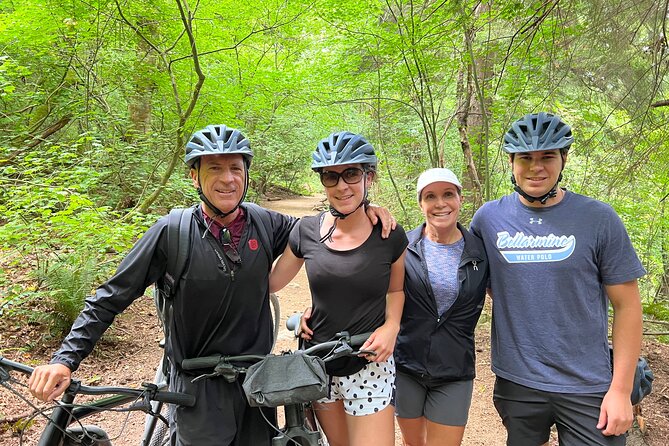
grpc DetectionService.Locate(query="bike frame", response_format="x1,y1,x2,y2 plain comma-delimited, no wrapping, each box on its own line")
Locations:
0,356,194,446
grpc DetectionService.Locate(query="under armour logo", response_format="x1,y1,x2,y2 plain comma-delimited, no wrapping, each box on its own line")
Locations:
529,218,543,224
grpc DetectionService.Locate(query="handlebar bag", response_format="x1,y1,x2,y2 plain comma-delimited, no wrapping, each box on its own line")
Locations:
242,353,328,407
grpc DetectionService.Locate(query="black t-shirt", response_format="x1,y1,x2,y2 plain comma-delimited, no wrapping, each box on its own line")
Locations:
289,213,407,375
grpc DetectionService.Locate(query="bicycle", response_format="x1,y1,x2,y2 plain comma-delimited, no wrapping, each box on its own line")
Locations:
180,313,373,446
0,356,195,446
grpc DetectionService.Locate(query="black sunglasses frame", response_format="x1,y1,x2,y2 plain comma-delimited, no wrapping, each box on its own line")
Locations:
319,167,366,188
219,228,242,265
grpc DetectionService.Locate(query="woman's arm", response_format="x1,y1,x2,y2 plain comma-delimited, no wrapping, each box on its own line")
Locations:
361,249,406,362
269,244,305,293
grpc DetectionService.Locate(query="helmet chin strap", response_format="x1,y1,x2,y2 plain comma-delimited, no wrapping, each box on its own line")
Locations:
319,173,370,243
511,172,562,205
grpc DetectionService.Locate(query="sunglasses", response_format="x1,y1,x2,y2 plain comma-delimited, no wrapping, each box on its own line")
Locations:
319,167,365,188
219,228,242,265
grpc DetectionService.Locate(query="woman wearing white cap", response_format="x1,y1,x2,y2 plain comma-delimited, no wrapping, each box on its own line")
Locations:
394,168,489,446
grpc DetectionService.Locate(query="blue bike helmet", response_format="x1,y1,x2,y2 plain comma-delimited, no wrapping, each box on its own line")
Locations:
504,112,572,205
185,124,252,219
312,132,377,239
185,124,253,168
312,131,377,172
503,112,573,153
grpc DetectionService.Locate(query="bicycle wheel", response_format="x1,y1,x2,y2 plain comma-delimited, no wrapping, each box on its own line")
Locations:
141,357,171,446
64,425,112,446
148,405,172,446
270,292,280,350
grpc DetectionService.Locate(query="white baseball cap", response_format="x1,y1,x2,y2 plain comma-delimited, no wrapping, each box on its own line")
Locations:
416,168,462,201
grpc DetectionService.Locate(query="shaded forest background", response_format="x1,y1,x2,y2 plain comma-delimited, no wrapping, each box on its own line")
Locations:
1,0,668,336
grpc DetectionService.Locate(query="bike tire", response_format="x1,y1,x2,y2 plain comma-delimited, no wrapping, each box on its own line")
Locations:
270,292,280,350
148,404,172,446
142,357,172,446
63,425,112,446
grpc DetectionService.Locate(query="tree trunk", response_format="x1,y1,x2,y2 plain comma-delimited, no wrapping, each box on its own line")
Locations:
114,0,206,214
127,20,157,140
456,23,485,215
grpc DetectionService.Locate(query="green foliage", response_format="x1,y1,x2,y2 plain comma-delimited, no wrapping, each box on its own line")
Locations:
644,300,669,322
34,252,99,337
0,0,668,331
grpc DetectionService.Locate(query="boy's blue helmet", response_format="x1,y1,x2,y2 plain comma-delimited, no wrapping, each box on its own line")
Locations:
185,125,253,167
503,112,573,153
312,131,377,172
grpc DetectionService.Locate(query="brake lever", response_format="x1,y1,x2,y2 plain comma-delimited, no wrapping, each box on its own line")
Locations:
191,362,241,384
191,371,219,383
354,349,377,357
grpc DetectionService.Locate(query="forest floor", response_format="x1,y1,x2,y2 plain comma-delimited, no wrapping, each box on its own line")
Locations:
0,192,668,445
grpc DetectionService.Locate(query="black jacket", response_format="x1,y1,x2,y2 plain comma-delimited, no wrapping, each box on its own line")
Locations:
394,222,488,382
52,203,296,371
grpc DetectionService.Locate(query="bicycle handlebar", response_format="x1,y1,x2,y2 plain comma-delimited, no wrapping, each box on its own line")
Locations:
181,332,373,371
0,356,195,407
181,354,265,370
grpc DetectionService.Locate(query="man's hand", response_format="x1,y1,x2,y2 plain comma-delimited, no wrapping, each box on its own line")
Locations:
597,388,634,436
365,205,397,239
28,363,72,402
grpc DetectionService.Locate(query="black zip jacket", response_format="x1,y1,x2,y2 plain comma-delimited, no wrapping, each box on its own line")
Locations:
394,222,488,382
52,204,296,371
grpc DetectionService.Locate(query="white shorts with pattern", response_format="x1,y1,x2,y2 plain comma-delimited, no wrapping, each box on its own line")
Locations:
317,357,395,416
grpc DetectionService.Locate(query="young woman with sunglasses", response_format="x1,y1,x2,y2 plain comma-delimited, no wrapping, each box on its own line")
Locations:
269,131,408,446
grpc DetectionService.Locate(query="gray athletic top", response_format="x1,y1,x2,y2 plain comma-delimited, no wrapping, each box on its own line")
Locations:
422,236,465,316
470,190,645,393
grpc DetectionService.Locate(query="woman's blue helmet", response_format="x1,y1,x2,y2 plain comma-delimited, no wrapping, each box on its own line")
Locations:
312,131,377,172
503,112,573,153
185,125,253,168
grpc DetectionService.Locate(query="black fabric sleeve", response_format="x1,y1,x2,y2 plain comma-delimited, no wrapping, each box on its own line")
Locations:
287,218,305,258
50,218,170,371
390,223,409,262
266,209,298,259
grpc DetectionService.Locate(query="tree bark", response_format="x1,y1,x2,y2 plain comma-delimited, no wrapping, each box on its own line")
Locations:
456,20,485,215
25,114,72,149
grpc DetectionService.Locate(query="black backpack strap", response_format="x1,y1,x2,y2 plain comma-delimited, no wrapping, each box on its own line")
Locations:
163,207,194,298
156,207,194,376
245,202,275,269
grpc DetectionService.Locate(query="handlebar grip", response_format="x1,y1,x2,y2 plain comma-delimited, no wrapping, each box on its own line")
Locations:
181,356,221,370
286,313,302,332
350,333,372,347
152,391,196,407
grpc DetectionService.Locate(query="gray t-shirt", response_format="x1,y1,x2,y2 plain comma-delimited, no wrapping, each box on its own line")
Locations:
422,236,465,316
470,190,645,393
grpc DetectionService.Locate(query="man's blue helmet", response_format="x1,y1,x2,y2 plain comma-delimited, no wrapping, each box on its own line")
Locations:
311,131,377,172
185,125,253,167
503,112,573,153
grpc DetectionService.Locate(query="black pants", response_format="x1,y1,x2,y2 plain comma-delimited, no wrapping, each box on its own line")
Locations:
169,369,276,446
